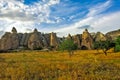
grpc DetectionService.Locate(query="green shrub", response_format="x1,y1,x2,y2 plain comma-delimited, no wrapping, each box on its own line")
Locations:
58,39,77,57
115,36,120,52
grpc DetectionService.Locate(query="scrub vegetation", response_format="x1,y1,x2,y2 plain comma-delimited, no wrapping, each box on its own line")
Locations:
0,50,120,80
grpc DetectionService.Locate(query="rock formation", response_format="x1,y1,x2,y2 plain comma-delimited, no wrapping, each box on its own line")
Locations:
20,33,30,47
67,34,72,40
81,29,93,49
94,32,106,41
41,34,49,48
0,27,120,51
106,29,120,40
50,32,59,48
28,29,43,50
73,34,81,49
0,27,19,51
12,27,17,33
0,32,12,51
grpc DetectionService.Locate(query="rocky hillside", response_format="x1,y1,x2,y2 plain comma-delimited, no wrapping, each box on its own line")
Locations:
106,29,120,40
0,27,120,51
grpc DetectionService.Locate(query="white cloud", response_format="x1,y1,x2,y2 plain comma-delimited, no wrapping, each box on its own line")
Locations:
55,11,120,37
87,0,112,17
0,0,60,32
0,0,119,38
91,11,120,33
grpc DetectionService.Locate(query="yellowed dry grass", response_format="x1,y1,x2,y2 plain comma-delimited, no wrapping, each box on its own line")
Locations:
0,50,120,80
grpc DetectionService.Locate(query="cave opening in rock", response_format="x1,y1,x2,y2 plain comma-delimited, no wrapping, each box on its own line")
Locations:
81,46,88,50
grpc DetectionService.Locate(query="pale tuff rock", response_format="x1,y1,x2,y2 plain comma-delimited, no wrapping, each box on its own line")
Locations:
81,29,93,49
20,33,30,47
0,27,119,51
41,34,49,48
28,29,43,50
67,34,72,40
106,29,120,40
95,32,106,41
50,32,59,48
0,27,19,51
73,34,81,49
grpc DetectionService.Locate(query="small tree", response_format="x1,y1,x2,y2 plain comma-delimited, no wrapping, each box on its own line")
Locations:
59,39,77,57
94,40,115,55
115,36,120,52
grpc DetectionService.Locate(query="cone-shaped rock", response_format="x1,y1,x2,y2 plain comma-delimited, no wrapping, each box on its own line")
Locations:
81,29,93,50
12,27,17,33
34,28,38,33
73,34,81,49
0,29,19,51
28,29,43,50
95,32,106,41
67,34,72,40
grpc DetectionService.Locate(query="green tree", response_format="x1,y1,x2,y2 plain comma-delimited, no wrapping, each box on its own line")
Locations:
94,40,115,55
115,36,120,52
59,39,77,57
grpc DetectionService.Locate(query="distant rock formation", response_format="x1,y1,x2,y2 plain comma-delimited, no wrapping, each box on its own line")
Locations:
106,29,120,40
81,29,93,49
94,32,106,41
67,34,72,40
28,29,43,50
0,27,19,51
50,32,59,48
0,27,120,51
73,34,81,49
12,27,17,33
20,33,30,47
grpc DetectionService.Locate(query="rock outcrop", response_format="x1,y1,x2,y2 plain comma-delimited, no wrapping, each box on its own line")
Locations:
0,27,19,51
81,29,93,49
0,27,120,51
0,32,12,51
73,34,81,49
106,29,120,40
12,27,17,33
94,32,106,41
67,34,72,40
50,32,59,48
28,29,43,50
20,33,30,47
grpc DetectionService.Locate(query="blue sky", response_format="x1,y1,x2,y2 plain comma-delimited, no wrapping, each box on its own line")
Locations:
0,0,120,37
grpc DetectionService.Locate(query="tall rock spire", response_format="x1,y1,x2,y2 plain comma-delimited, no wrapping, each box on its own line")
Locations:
12,27,17,33
33,28,38,33
81,29,93,49
50,32,58,48
28,28,43,50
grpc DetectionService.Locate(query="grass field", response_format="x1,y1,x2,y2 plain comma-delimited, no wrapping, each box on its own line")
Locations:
0,50,120,80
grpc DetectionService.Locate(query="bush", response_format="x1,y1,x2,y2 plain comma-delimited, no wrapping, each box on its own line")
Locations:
115,36,120,52
58,39,77,57
94,40,115,55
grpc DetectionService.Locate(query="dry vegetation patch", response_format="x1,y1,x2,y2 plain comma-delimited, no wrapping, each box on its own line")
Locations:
0,50,120,80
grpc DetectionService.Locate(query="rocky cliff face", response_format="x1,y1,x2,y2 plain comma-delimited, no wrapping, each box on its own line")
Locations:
50,32,59,48
67,34,72,40
106,29,120,40
94,32,106,41
73,34,81,49
81,29,93,49
0,27,120,51
0,27,19,51
28,29,43,50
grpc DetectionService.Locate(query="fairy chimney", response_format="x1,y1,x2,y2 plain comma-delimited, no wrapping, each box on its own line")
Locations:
81,29,93,49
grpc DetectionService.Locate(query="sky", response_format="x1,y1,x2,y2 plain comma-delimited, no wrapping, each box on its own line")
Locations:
0,0,120,37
